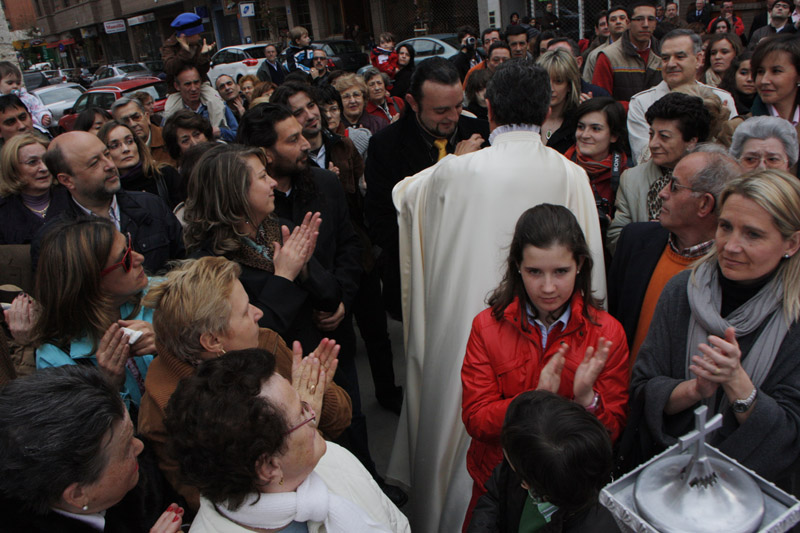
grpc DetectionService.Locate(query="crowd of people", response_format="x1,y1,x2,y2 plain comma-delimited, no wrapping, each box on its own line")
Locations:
2,2,800,532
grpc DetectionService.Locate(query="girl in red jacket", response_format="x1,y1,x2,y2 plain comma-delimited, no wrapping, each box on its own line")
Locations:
461,204,629,526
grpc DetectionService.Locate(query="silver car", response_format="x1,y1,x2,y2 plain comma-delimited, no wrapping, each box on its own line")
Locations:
397,34,460,65
90,63,153,87
30,83,86,122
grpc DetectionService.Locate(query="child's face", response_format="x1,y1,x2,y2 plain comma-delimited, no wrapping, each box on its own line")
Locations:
298,32,311,46
380,40,395,51
0,75,21,95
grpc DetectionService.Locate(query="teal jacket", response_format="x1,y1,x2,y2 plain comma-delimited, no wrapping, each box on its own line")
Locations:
36,299,155,408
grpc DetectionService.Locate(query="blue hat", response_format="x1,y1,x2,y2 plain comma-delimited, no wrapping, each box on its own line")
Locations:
171,13,203,37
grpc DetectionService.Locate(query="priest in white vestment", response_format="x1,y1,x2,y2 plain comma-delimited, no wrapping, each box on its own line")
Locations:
388,60,608,532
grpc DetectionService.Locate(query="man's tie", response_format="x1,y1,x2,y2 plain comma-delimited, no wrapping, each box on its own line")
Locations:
434,138,448,161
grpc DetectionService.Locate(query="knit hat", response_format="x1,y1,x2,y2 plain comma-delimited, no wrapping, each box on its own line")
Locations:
171,13,204,37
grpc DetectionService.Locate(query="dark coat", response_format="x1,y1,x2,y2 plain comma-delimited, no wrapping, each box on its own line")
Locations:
31,187,185,275
191,217,340,352
256,59,288,85
364,109,490,315
119,164,183,210
272,167,362,353
607,222,669,349
0,186,72,245
686,5,712,25
391,65,414,98
546,110,577,155
467,459,621,533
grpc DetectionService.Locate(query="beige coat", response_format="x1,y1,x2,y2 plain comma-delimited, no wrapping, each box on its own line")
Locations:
607,159,664,254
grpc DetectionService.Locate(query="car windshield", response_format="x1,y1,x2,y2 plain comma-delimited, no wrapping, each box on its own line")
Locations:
124,82,167,101
325,41,361,54
119,64,148,73
38,87,84,105
245,46,267,58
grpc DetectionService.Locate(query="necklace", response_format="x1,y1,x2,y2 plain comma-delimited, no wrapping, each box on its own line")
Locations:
25,201,49,217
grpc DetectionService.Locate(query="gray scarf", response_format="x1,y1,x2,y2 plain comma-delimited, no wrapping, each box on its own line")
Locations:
686,260,788,408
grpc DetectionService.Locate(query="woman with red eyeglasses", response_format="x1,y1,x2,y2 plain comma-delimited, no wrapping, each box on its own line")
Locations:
32,216,155,412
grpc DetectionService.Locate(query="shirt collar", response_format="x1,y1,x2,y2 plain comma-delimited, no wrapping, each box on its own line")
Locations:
72,194,121,231
488,124,541,145
526,302,571,331
51,508,105,531
668,233,715,258
767,103,800,126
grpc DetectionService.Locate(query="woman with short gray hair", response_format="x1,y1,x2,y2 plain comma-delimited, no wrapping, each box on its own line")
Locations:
729,115,798,172
0,365,183,531
362,67,405,125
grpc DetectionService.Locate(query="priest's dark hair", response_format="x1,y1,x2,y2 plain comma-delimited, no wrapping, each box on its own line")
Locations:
501,390,613,512
488,204,601,329
486,60,551,128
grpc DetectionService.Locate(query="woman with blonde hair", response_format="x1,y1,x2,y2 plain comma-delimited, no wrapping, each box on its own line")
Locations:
98,121,183,209
34,217,157,410
0,133,68,244
630,169,800,489
537,48,582,154
138,256,351,510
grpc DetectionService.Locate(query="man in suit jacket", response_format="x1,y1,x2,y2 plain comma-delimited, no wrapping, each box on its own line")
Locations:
686,0,712,25
364,57,489,319
608,148,739,365
256,43,287,85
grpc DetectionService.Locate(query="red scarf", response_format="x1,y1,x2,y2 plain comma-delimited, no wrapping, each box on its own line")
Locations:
565,145,627,203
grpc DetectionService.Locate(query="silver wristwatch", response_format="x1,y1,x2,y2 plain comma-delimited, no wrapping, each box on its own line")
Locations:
732,387,757,413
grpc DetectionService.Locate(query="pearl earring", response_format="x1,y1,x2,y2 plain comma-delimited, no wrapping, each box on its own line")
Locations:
785,254,791,259
82,504,89,511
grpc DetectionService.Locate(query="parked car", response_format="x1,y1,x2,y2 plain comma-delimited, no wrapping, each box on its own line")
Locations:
59,77,167,131
90,63,154,87
208,43,268,84
30,83,86,122
311,40,369,72
23,70,52,90
397,34,460,65
42,69,75,85
141,60,166,81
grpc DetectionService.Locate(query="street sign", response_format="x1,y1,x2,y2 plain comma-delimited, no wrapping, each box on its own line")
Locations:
240,2,255,17
104,20,126,34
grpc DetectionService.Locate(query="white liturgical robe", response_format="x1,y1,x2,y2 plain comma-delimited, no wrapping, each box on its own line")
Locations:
388,129,607,532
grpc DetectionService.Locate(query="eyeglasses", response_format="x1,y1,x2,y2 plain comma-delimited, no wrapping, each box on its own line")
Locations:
285,401,316,435
668,176,699,193
121,112,143,123
107,136,136,151
100,232,133,277
741,153,787,168
631,16,658,22
340,92,362,101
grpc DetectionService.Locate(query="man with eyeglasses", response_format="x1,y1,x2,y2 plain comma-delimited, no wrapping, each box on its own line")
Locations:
592,0,663,107
609,147,741,362
311,48,331,85
33,131,184,274
111,97,174,166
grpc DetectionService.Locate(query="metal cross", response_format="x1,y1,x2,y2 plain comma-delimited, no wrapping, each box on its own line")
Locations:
679,405,723,461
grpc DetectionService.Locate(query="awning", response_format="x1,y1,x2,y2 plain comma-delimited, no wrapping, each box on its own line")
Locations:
46,38,76,49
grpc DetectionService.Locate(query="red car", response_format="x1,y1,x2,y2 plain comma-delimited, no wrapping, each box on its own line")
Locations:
58,77,168,132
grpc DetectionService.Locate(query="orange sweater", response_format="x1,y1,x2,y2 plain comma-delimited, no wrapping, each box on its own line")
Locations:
630,244,695,366
138,328,352,510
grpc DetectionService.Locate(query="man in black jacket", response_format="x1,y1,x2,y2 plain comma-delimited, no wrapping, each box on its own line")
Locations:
36,131,184,274
364,57,489,318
